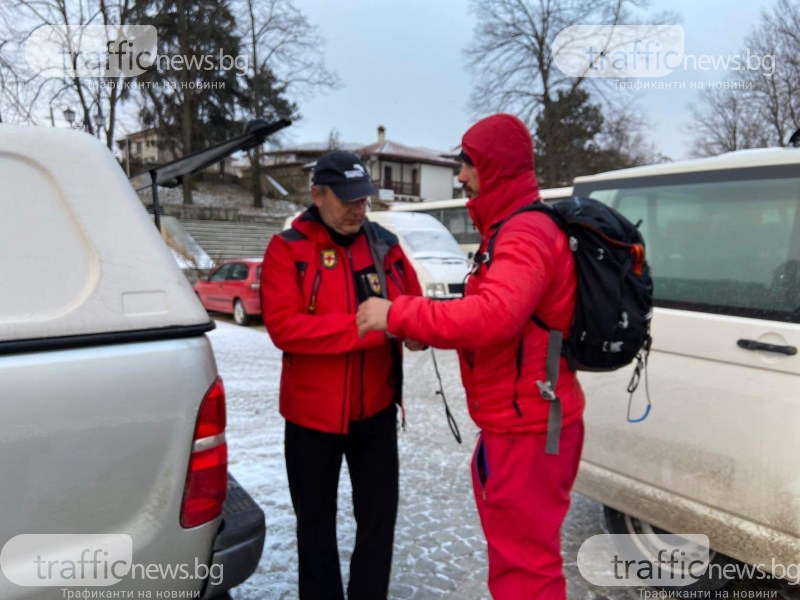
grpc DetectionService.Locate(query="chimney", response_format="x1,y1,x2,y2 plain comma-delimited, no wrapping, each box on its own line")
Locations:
378,125,386,145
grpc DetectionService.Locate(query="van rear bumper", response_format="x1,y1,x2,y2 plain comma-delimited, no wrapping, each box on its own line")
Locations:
200,474,265,598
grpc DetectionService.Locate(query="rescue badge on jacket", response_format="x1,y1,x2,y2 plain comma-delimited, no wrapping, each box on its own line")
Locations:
321,249,337,269
367,273,382,295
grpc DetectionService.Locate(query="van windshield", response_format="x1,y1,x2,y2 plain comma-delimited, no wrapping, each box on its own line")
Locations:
396,229,465,259
576,172,800,321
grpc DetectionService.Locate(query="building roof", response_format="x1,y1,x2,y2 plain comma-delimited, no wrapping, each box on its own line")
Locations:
358,140,459,167
269,142,364,154
267,128,459,168
117,127,160,143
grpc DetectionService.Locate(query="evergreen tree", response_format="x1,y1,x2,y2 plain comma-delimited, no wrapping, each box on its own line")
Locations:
535,89,604,187
134,0,246,203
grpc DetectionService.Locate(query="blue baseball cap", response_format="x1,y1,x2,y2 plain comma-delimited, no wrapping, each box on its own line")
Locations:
312,151,377,202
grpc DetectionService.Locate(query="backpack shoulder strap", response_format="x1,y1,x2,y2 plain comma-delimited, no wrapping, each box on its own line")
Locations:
363,219,390,300
478,201,555,268
279,227,308,242
473,201,566,455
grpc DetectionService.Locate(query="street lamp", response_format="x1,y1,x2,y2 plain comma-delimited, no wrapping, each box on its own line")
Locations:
63,106,76,126
93,112,104,139
63,106,91,132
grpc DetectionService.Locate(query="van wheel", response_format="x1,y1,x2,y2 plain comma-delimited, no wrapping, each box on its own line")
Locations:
603,506,740,592
233,299,250,326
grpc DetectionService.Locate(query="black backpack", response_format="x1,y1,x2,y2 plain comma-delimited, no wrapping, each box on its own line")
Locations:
478,196,654,454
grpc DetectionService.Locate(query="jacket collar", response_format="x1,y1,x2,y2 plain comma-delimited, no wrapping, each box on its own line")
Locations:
292,207,362,246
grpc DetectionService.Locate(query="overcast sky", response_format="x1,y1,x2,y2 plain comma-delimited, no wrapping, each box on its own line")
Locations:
287,0,775,162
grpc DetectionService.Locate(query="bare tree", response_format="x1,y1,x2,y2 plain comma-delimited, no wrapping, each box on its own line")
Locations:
689,86,770,157
689,0,800,155
600,101,666,166
326,128,342,151
0,10,59,125
746,0,800,145
235,0,338,207
465,0,669,183
467,0,628,121
0,0,136,149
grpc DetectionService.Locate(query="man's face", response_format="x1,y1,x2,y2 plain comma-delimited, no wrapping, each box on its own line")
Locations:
458,163,479,199
311,186,367,235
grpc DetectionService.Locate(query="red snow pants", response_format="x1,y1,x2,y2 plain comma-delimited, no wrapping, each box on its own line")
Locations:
471,420,584,599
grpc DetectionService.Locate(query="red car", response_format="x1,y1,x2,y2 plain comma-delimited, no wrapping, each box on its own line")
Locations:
194,259,262,325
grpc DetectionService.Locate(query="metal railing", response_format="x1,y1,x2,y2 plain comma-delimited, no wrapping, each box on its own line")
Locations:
374,180,420,196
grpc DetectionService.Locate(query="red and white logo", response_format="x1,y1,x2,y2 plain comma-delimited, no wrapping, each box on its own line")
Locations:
367,273,382,295
321,249,337,269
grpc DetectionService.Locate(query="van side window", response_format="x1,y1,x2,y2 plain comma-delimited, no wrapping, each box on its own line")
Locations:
444,207,481,246
586,175,800,320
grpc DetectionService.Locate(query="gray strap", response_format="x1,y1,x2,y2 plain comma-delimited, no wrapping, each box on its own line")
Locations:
536,329,563,455
363,219,389,299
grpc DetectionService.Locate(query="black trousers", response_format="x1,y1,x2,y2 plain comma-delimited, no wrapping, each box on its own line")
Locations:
284,405,399,600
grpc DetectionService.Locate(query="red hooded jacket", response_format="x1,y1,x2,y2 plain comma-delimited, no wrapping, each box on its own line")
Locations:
387,114,585,433
261,209,422,434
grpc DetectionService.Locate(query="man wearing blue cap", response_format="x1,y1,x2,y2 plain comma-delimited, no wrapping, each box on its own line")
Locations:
261,151,422,599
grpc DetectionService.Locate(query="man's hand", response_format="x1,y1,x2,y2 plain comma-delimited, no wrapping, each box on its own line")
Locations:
357,297,392,337
404,339,428,351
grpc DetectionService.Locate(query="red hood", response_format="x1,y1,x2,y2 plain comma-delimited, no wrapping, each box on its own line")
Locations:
462,114,540,235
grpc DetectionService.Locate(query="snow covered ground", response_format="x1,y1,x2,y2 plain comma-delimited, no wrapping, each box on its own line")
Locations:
208,320,796,600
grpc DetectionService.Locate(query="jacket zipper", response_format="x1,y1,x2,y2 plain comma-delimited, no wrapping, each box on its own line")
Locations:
475,437,489,500
308,269,322,314
339,248,355,433
512,334,524,417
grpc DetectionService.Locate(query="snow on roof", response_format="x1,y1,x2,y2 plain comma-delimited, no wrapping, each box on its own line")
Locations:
269,142,364,154
268,140,459,167
358,140,458,166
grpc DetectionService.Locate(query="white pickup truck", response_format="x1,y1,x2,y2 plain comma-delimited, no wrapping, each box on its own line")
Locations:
0,126,264,599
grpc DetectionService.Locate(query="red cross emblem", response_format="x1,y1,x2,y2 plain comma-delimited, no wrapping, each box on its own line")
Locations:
367,273,382,295
321,249,337,269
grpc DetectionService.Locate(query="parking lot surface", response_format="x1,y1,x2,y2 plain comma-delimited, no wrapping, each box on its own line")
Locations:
211,320,797,599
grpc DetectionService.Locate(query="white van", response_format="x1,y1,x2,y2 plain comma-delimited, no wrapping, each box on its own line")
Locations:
366,211,470,299
571,148,800,587
391,186,573,256
281,210,470,299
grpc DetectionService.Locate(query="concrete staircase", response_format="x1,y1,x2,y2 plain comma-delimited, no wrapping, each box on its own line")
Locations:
180,219,285,261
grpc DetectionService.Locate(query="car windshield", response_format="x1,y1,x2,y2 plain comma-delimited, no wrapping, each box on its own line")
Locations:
397,229,465,258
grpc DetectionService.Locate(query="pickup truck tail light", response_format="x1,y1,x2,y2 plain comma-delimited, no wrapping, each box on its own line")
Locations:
181,376,228,528
249,282,260,291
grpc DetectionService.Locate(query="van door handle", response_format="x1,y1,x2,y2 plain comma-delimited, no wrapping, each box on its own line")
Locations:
737,339,798,356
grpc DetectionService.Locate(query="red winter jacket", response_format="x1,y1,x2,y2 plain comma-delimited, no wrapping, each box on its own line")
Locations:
387,114,585,434
261,209,422,434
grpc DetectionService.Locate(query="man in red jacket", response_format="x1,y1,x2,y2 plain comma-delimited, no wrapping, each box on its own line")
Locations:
261,151,422,600
356,114,585,599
